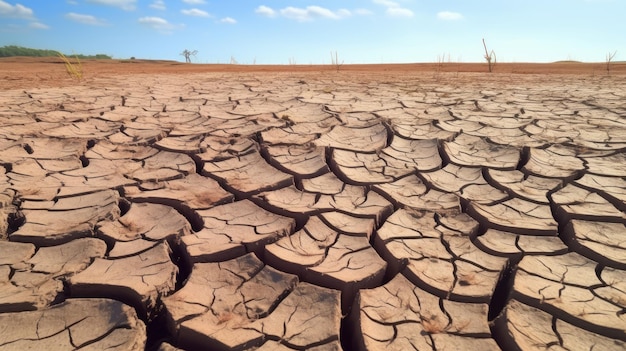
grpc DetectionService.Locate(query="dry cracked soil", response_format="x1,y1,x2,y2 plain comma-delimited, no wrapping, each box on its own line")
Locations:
0,60,625,351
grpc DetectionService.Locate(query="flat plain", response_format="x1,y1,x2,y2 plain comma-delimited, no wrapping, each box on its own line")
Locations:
0,58,625,350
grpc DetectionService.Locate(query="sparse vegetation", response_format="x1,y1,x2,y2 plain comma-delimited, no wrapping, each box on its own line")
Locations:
606,50,617,75
435,53,449,80
57,52,83,81
482,39,496,73
180,49,198,63
280,114,292,123
330,51,343,72
0,45,110,59
421,314,446,334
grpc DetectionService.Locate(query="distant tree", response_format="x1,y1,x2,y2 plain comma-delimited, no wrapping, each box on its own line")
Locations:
180,49,198,63
482,39,496,73
0,45,110,59
0,45,55,57
606,50,617,75
330,51,343,72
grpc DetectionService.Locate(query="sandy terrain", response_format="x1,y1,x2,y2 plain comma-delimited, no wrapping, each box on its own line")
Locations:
1,56,625,89
0,58,625,350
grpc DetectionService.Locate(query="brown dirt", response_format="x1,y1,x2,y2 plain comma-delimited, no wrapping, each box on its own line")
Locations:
1,55,625,351
1,56,625,90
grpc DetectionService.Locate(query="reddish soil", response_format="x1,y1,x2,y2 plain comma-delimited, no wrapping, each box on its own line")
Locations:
1,55,625,351
1,56,624,90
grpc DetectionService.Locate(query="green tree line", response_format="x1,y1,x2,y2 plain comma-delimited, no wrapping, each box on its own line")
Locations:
0,45,111,59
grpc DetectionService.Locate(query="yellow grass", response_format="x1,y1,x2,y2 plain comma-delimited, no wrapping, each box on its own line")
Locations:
57,52,83,81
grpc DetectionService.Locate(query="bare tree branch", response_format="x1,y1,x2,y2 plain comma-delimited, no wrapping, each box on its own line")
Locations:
482,39,496,73
180,49,198,63
606,50,617,75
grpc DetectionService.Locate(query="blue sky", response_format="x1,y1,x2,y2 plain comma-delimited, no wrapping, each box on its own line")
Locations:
0,0,624,64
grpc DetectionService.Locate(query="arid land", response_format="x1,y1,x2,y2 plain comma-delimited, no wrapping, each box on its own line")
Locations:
0,58,625,350
1,57,626,89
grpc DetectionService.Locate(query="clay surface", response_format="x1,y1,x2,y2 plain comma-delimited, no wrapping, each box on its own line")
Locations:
0,60,625,350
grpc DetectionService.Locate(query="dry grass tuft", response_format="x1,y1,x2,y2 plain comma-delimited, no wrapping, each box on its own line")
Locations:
421,314,447,334
330,51,344,72
57,52,83,81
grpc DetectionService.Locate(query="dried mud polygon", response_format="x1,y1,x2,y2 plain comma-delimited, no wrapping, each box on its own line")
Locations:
0,71,625,350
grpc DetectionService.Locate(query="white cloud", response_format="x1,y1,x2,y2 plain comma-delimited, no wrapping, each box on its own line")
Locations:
0,0,34,19
138,16,174,31
257,5,350,22
372,0,413,18
284,6,343,21
86,0,136,11
220,17,236,24
182,0,205,4
337,9,352,17
29,21,49,29
0,0,52,29
149,0,165,10
437,11,463,20
65,12,107,25
280,7,310,21
181,8,209,17
256,5,277,17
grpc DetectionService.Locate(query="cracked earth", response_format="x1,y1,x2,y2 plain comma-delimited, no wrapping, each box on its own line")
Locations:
0,68,625,351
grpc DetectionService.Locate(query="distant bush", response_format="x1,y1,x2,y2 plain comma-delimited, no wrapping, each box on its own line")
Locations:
0,45,111,59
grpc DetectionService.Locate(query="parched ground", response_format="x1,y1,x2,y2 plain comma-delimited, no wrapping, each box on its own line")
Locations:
0,59,625,351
